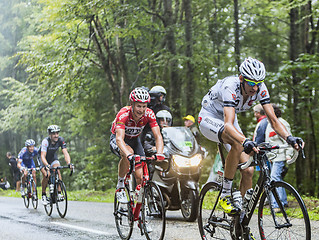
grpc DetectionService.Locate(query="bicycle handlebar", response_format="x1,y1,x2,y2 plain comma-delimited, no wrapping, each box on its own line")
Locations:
128,156,164,175
240,143,304,170
47,165,74,177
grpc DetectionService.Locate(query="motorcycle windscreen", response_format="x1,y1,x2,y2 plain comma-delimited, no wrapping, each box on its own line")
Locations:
162,127,196,154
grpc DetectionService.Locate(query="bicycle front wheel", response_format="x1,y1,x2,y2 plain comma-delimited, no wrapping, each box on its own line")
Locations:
31,180,38,209
23,183,30,208
198,182,232,240
114,186,133,240
258,181,311,240
56,180,68,218
142,181,166,240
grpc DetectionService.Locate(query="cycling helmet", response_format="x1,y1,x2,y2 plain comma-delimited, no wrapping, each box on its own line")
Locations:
47,125,61,134
149,85,166,103
156,110,172,127
129,88,150,103
25,139,35,147
239,57,266,81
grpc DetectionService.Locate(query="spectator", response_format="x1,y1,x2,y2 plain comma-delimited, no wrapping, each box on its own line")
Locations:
183,115,200,139
7,152,21,191
252,104,268,144
265,104,293,212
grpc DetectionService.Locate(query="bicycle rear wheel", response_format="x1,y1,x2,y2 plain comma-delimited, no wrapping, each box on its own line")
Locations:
114,186,133,240
198,182,232,240
142,181,166,240
56,180,68,218
31,180,38,209
23,182,30,208
258,181,311,240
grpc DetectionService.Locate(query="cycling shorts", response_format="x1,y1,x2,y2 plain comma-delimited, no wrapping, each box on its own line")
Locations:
110,134,146,158
38,157,60,170
198,108,242,152
21,160,36,169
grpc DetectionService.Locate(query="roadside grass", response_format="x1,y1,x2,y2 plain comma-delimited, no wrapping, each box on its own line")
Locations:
1,188,318,221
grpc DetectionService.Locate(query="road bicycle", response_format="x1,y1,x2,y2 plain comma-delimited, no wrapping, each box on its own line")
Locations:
22,167,40,209
44,165,73,218
198,143,311,240
113,155,166,240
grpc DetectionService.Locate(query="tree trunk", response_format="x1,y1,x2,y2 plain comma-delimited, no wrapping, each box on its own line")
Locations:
233,0,240,69
183,0,195,115
163,0,181,123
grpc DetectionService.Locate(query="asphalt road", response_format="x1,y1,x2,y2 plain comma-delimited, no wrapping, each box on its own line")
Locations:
0,196,318,240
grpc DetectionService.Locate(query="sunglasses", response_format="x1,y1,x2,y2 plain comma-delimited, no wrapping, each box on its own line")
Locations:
244,78,263,87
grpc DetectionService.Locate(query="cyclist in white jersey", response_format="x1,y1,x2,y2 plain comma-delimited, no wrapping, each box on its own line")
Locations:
198,57,304,217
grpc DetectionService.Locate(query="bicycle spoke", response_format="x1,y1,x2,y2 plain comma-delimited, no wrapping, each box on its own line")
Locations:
56,181,68,218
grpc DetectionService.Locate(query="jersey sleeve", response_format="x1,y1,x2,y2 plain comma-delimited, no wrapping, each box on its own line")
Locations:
147,109,159,128
114,108,130,131
41,138,49,152
59,137,67,149
222,82,238,108
258,83,271,105
18,148,26,162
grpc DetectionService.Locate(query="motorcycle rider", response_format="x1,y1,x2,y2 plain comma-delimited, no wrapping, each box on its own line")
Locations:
143,110,173,155
148,85,171,115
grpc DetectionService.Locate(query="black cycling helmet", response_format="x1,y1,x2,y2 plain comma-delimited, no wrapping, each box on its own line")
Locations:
47,125,60,134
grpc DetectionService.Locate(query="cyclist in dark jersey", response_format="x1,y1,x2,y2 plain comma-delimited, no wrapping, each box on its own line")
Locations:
38,125,73,205
110,87,164,203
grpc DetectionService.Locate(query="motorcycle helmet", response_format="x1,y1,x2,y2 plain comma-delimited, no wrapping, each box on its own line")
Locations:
149,85,167,105
156,110,172,127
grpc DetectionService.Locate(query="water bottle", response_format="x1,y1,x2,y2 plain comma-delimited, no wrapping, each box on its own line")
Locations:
242,188,253,211
49,183,54,193
232,190,242,211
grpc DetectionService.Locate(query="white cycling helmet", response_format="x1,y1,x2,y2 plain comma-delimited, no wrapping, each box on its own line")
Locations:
156,110,172,126
25,139,35,147
47,125,61,134
149,85,167,95
239,57,266,82
129,87,150,103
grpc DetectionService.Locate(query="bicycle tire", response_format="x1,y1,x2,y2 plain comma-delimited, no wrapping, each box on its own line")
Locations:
23,182,30,208
44,186,53,216
258,181,311,240
181,189,199,222
198,182,232,240
114,185,133,240
56,180,68,218
142,181,166,240
31,179,38,209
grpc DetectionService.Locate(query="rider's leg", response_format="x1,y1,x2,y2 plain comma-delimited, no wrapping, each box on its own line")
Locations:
41,168,49,195
239,152,254,196
32,169,37,190
118,146,133,188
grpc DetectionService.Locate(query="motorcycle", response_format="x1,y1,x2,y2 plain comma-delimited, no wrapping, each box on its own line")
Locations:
148,126,204,222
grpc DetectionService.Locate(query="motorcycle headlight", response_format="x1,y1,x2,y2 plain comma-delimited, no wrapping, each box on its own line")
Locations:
172,154,202,167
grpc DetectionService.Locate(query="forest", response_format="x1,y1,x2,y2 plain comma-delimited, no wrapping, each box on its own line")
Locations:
0,0,318,197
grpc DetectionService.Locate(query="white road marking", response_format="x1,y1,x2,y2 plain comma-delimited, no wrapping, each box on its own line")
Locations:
52,222,112,235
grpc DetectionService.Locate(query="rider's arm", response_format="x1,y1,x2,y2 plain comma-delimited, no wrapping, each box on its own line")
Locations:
115,128,132,157
17,160,22,169
223,106,246,144
41,150,49,166
62,148,71,165
151,125,164,154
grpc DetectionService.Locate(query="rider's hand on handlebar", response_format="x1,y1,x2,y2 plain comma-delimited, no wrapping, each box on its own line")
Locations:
68,163,74,169
127,154,141,163
154,153,165,161
286,135,304,150
242,139,258,154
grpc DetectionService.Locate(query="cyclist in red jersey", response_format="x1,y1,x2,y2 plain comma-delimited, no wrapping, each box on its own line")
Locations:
110,87,164,203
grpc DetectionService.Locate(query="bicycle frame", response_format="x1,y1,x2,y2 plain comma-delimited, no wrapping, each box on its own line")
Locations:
125,158,151,222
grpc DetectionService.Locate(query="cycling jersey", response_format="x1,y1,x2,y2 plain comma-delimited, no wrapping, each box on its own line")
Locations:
201,76,270,119
18,147,39,168
199,76,271,149
111,106,158,139
39,136,67,164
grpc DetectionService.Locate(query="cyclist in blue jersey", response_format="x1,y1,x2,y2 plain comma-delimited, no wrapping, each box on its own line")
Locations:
17,139,39,197
38,125,73,205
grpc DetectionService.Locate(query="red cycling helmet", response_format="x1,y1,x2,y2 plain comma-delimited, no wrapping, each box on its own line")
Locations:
129,88,150,103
